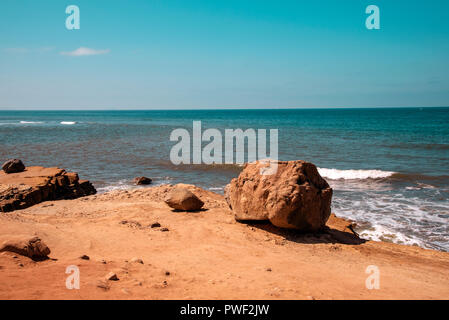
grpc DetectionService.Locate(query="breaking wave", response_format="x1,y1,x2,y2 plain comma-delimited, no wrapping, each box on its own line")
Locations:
318,168,395,180
20,121,44,124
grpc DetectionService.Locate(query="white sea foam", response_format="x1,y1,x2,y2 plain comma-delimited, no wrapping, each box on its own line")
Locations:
333,191,449,251
97,177,174,194
318,168,395,180
357,224,425,248
209,187,224,191
96,180,131,193
60,121,76,125
20,121,44,124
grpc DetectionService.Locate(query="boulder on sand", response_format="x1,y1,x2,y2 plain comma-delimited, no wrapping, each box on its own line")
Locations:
225,160,333,232
164,186,204,211
0,236,51,259
2,159,25,174
134,176,152,185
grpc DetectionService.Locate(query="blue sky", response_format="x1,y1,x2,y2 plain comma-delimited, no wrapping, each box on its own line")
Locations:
0,0,448,109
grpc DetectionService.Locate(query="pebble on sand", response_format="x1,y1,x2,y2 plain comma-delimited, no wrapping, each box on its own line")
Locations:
150,222,161,228
105,272,119,281
130,257,144,264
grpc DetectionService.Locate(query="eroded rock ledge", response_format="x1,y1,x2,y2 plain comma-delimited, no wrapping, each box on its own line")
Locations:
0,166,96,212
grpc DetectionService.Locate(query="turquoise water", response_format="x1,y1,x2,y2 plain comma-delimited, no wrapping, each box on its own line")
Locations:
1,108,448,250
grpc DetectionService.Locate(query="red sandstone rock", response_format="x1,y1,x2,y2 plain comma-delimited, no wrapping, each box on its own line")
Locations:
225,160,333,231
0,236,50,259
0,166,96,213
164,185,204,211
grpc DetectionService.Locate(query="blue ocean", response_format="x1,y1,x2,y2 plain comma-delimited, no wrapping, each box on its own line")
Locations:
1,108,448,251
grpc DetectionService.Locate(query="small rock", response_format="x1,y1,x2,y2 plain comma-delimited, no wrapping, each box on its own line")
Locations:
164,186,204,211
150,222,161,228
80,255,90,260
165,271,170,276
18,263,24,267
134,176,152,185
266,268,272,272
2,159,25,174
130,257,144,264
160,228,169,232
105,272,119,281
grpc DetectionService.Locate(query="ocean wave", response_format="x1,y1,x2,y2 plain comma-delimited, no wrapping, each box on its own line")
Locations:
60,121,77,125
20,121,44,124
356,223,425,248
96,177,174,194
333,190,449,251
318,168,395,180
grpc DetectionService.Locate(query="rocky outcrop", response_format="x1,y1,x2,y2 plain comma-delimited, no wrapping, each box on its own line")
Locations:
0,236,50,259
165,185,204,211
134,176,152,185
0,166,96,213
2,159,25,174
225,160,333,232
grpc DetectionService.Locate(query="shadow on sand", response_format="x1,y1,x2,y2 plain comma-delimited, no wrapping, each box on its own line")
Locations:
241,220,365,245
170,208,210,213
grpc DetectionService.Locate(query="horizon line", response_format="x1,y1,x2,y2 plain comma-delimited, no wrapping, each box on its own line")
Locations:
0,105,448,111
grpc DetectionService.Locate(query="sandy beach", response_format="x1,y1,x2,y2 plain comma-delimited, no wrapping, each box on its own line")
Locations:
1,182,448,300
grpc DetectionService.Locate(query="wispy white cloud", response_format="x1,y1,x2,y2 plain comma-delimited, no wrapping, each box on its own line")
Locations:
60,47,110,57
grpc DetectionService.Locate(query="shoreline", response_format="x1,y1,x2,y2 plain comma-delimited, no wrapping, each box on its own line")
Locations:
94,178,447,253
1,164,446,252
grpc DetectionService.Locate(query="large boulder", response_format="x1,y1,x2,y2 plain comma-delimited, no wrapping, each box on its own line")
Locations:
225,160,333,232
0,236,51,259
165,186,204,211
134,176,152,185
2,159,25,174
